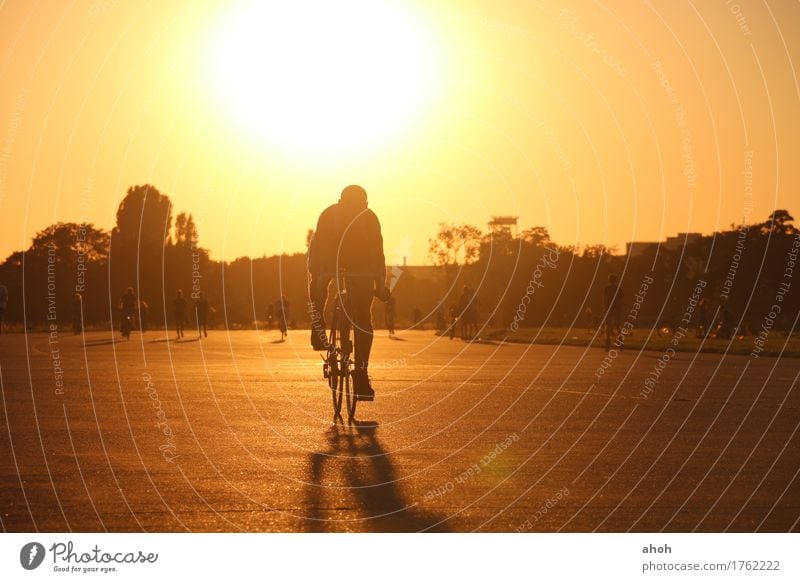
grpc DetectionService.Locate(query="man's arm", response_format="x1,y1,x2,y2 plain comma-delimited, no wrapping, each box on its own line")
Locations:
308,206,334,279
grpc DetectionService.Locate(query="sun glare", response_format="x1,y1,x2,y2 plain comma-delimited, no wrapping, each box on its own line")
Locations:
209,0,441,158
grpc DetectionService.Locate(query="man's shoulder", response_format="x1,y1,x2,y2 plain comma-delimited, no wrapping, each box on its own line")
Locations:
360,207,380,226
319,203,338,218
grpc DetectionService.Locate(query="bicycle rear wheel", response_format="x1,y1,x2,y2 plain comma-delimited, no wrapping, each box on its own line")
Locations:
328,316,343,418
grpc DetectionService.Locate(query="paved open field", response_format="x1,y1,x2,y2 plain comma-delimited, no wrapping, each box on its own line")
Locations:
0,329,798,532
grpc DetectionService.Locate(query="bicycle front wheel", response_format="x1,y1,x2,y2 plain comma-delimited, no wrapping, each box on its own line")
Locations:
328,319,343,419
329,353,343,418
344,359,356,422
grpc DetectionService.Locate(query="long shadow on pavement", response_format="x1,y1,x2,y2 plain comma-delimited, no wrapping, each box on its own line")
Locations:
304,421,448,532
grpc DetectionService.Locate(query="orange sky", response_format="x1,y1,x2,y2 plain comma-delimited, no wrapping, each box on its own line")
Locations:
0,0,798,264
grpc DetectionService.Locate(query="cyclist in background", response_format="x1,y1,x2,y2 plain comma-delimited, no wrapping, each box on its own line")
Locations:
307,185,390,401
119,287,138,337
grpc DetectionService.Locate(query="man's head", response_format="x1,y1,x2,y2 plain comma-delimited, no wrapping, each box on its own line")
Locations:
608,274,618,285
339,185,368,210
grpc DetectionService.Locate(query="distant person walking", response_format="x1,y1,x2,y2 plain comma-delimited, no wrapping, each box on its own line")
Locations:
716,305,734,339
465,296,479,339
456,286,474,340
275,295,290,340
385,295,396,336
0,283,7,335
603,274,624,351
173,289,187,339
195,292,209,338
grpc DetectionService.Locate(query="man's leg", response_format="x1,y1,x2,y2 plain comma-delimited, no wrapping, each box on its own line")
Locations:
350,279,374,371
349,279,375,399
309,276,331,350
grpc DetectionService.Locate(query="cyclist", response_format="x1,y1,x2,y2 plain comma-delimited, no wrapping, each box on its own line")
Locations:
456,285,474,340
119,287,137,337
308,185,389,401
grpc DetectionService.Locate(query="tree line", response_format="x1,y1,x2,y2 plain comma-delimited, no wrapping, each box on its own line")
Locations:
426,210,798,334
0,182,796,335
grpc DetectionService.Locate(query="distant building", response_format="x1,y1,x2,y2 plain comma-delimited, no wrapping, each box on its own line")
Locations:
625,241,660,257
664,232,703,250
626,232,704,257
488,216,519,235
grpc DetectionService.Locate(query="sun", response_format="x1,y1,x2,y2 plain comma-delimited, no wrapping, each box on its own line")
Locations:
208,0,441,158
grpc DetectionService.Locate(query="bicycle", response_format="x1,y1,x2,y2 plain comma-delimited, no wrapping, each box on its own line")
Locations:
322,271,357,423
120,311,134,340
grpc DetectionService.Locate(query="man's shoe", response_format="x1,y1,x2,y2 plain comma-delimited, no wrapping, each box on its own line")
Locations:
310,320,328,351
353,370,375,401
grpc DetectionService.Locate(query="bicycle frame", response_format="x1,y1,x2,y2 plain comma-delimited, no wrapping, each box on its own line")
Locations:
324,271,357,422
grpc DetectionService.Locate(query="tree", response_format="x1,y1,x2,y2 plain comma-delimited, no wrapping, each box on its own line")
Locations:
111,184,173,249
428,223,482,268
174,212,198,247
762,209,795,235
109,184,173,318
521,226,552,246
27,222,109,263
581,244,617,259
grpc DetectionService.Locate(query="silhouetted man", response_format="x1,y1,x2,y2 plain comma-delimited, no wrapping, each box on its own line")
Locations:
308,185,389,401
195,292,209,338
173,289,187,339
603,274,624,351
119,287,138,334
456,286,474,340
276,295,290,340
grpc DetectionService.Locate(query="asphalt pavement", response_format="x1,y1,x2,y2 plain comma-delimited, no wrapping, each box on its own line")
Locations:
0,329,797,532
